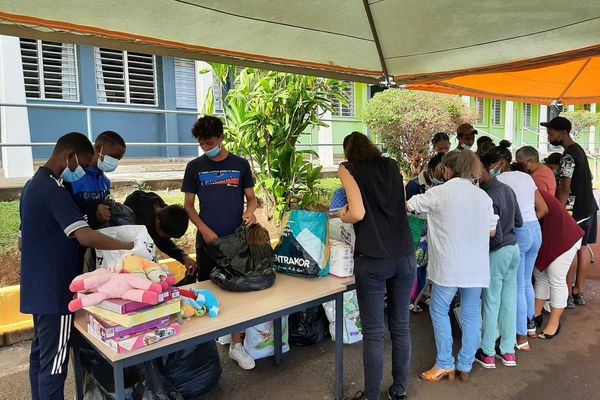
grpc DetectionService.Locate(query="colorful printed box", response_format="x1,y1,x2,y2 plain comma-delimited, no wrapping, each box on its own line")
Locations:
95,288,180,314
85,299,181,327
86,312,170,340
87,321,181,354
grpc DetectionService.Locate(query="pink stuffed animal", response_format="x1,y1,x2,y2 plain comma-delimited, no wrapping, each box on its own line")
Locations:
68,268,162,312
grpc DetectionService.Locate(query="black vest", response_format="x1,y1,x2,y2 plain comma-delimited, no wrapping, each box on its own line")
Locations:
344,157,414,258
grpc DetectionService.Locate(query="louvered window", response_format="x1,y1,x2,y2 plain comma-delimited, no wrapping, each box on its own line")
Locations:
19,38,79,101
474,98,485,124
523,103,533,127
95,48,157,106
491,99,503,125
174,58,197,109
213,81,224,114
333,82,356,117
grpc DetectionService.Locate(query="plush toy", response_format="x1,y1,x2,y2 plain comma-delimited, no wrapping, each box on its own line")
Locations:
178,288,220,318
115,254,176,290
68,268,162,312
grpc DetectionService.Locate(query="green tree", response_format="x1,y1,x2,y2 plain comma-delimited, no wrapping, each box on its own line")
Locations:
560,110,600,139
203,65,348,221
362,89,475,176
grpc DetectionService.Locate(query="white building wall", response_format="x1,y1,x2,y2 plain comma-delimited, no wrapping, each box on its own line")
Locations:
0,35,34,178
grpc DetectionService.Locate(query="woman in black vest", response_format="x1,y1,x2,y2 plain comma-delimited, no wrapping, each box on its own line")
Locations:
339,132,415,400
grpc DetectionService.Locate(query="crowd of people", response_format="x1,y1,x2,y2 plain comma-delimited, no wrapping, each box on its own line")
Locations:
18,112,597,400
340,116,597,400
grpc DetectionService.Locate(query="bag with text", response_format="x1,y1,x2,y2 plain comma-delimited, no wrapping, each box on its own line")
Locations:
328,218,355,277
274,210,330,277
243,316,290,360
323,289,363,344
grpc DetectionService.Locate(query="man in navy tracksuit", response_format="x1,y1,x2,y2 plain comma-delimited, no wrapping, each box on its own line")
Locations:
19,132,137,400
65,130,126,228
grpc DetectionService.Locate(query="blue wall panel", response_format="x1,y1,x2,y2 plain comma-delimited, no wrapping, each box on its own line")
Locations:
28,108,88,159
177,114,199,157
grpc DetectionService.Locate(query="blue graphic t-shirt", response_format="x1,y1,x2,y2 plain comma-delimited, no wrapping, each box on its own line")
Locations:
181,153,254,242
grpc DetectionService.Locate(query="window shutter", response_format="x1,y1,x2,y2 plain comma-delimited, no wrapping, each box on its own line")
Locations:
492,100,502,125
333,82,356,117
174,58,197,109
20,38,79,101
475,98,485,124
96,48,156,105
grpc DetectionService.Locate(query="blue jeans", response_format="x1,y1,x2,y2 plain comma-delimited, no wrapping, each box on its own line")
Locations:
482,245,519,355
354,254,416,400
430,284,482,372
515,221,542,336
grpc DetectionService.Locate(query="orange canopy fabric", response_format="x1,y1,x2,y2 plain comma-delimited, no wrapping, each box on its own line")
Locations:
407,55,600,105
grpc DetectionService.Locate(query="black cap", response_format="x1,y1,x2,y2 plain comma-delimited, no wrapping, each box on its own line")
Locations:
541,116,571,132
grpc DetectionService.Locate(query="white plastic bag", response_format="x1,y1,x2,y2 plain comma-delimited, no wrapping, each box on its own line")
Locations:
328,218,355,277
95,225,157,270
243,316,290,360
323,290,362,344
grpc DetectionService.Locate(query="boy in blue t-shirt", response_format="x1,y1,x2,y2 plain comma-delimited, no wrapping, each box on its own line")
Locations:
19,132,140,400
65,130,126,228
182,115,258,370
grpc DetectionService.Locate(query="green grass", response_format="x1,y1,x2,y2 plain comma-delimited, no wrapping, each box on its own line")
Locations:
314,178,342,206
0,201,20,258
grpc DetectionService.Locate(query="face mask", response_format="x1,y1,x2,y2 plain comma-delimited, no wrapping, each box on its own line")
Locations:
61,153,86,183
489,169,501,177
431,177,444,186
97,148,120,173
460,142,472,150
205,144,222,158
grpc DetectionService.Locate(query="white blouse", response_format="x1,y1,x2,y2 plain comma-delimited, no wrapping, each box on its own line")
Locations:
406,178,498,288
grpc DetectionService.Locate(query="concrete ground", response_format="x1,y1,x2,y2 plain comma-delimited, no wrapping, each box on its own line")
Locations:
1,280,600,400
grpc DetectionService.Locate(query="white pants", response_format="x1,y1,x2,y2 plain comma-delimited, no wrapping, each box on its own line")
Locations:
534,239,582,309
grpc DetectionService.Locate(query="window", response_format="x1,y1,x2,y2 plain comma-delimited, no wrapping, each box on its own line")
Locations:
584,103,592,112
523,103,533,127
474,98,485,124
95,48,157,105
333,82,356,117
491,99,503,125
213,81,224,114
174,58,197,109
19,38,79,101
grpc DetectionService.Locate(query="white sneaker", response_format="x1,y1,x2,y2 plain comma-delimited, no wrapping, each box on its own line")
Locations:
229,343,255,370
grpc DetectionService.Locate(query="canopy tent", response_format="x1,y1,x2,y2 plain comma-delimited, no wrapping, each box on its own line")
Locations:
407,55,600,105
0,1,599,88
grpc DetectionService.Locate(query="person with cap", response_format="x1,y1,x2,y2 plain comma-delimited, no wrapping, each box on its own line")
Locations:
456,123,478,151
544,116,599,308
431,132,451,155
515,146,557,195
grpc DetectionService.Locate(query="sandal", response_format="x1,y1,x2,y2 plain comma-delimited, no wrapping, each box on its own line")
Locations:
515,341,530,351
538,324,561,340
420,367,456,382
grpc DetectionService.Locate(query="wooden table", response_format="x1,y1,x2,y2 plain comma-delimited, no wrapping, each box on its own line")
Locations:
72,274,348,400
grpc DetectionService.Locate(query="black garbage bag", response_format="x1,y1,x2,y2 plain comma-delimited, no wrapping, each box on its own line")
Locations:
98,199,137,228
156,342,221,399
208,224,276,292
80,343,140,398
132,362,183,400
288,305,330,346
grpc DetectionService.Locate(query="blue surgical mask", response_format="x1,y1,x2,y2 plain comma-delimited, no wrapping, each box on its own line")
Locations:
97,151,120,173
61,153,86,183
489,169,501,177
205,144,222,158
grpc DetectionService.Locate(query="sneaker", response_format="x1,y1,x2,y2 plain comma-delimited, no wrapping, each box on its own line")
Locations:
348,391,367,400
474,349,496,369
566,295,576,309
229,343,255,370
573,293,586,305
496,353,517,367
527,318,537,334
388,386,407,400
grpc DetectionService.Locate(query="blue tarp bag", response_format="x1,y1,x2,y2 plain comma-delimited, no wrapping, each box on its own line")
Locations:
274,209,330,277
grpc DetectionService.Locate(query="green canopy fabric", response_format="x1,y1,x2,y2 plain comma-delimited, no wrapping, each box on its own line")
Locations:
0,1,599,84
